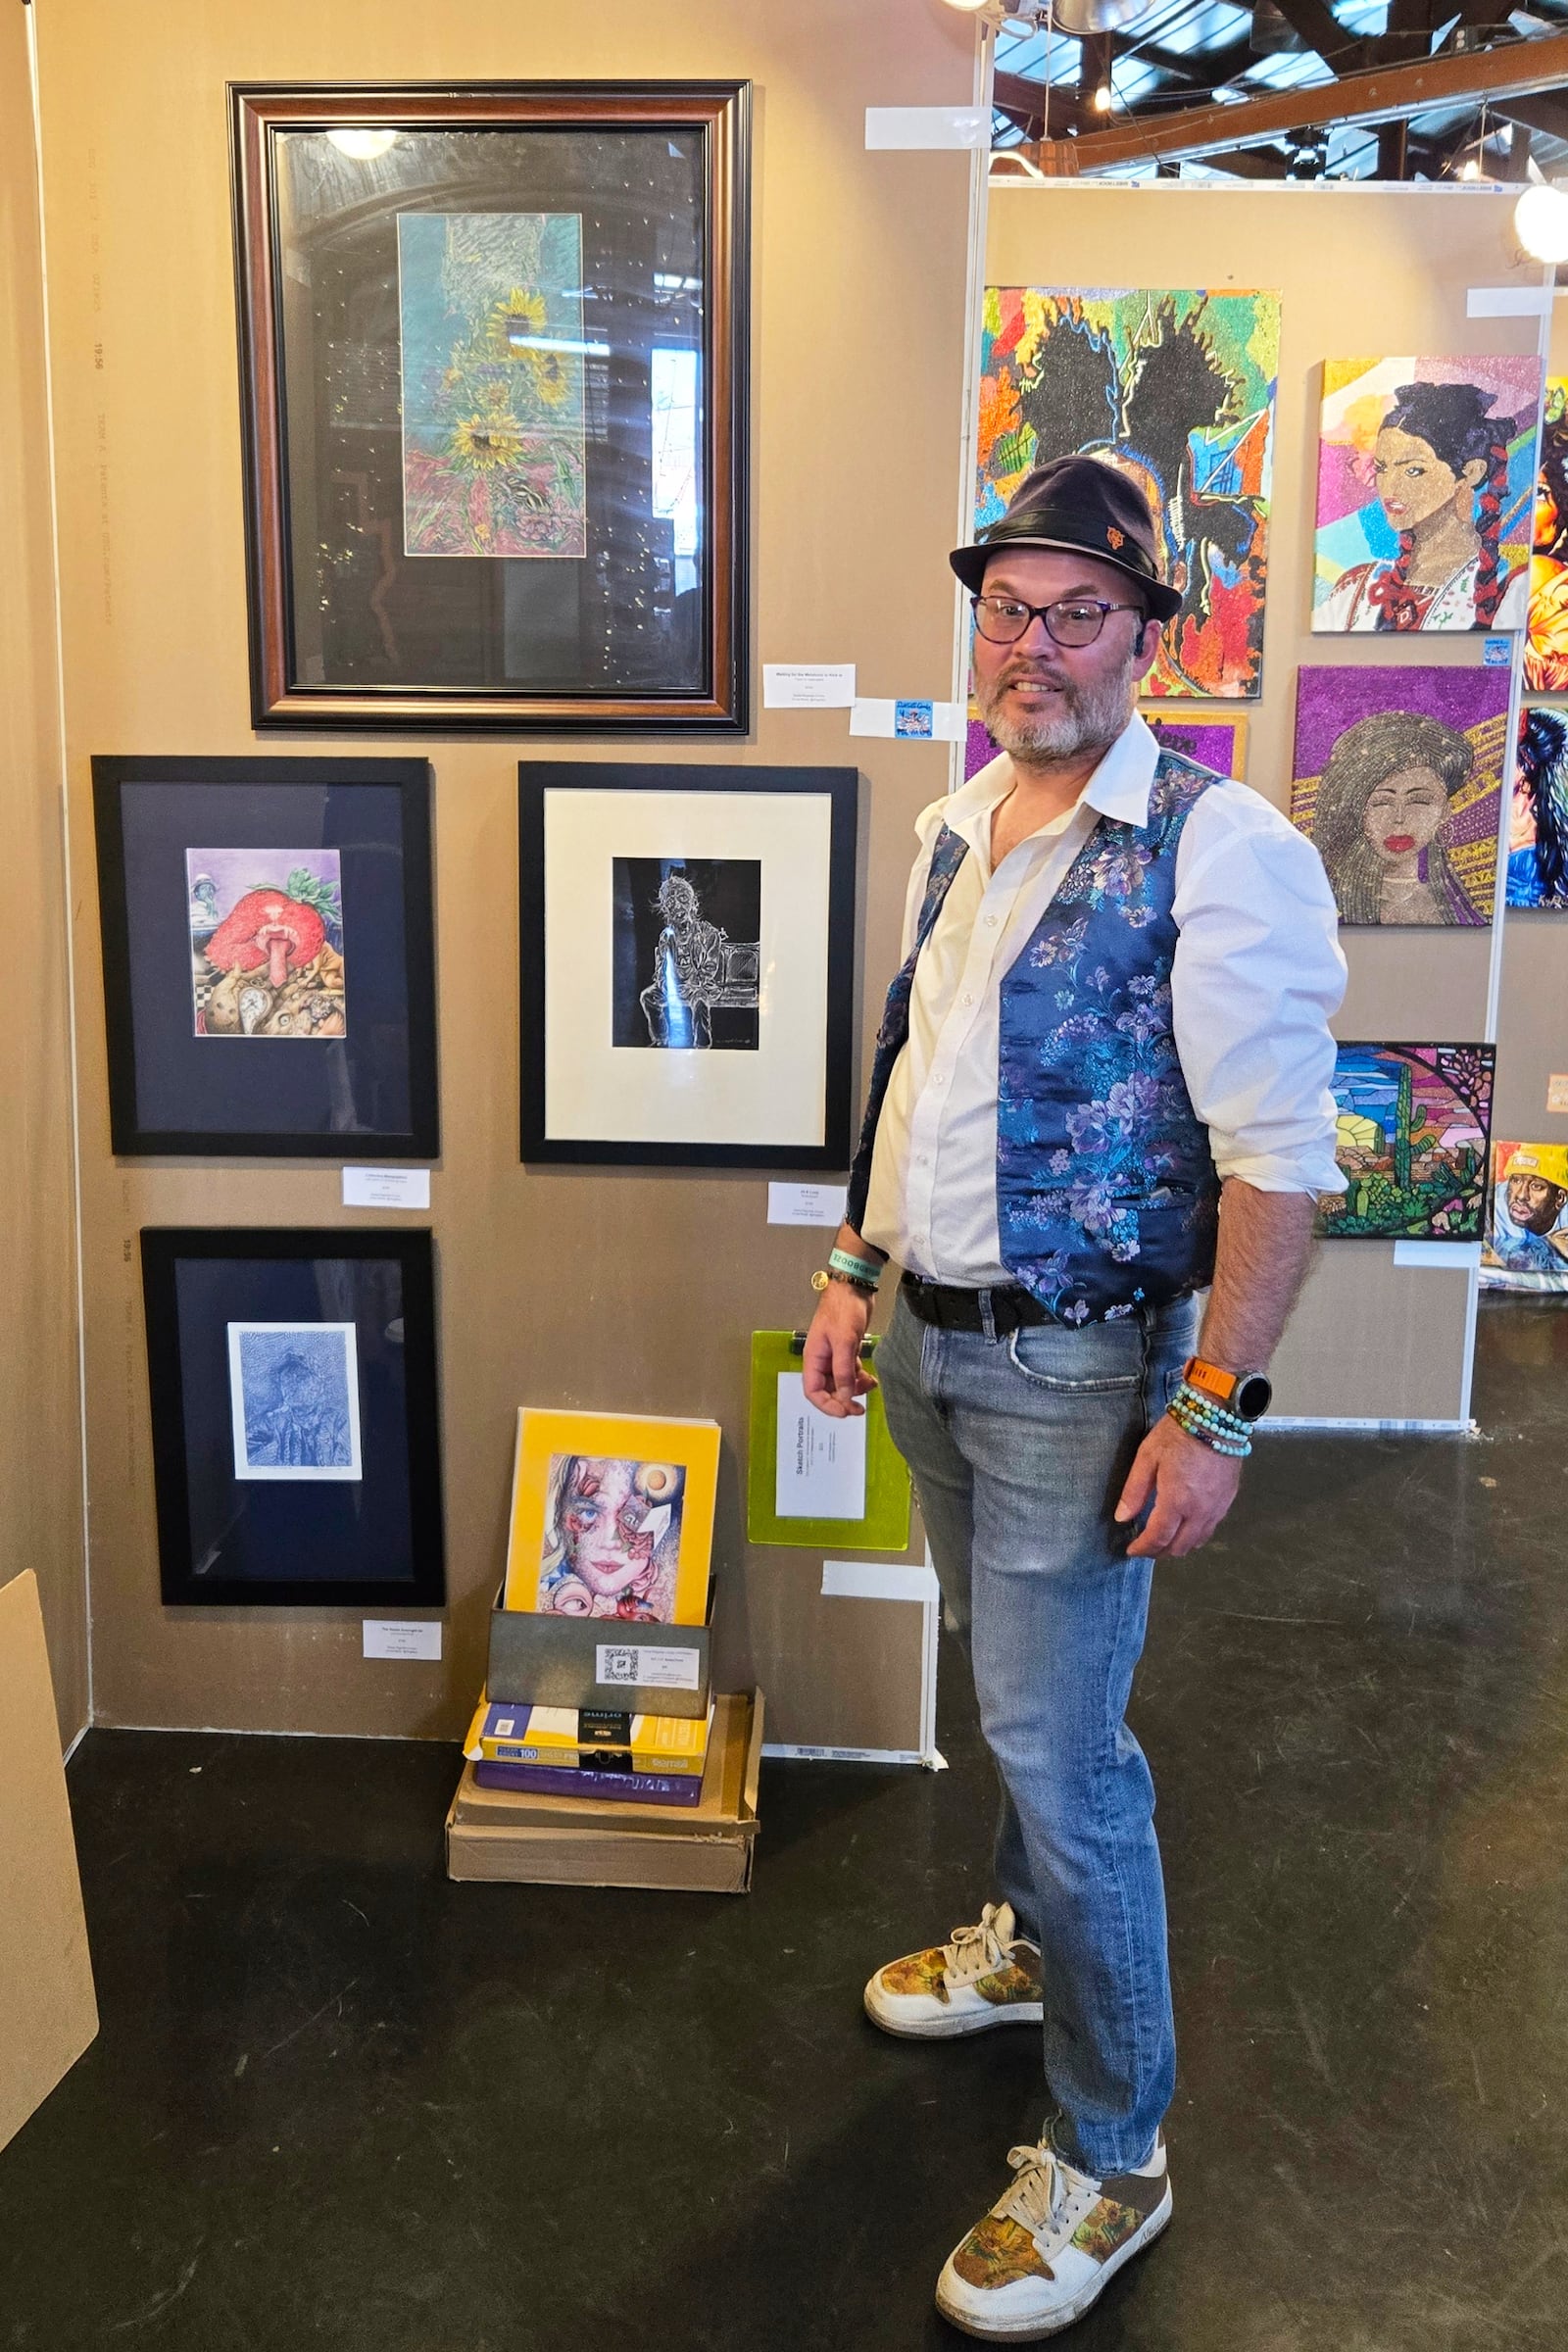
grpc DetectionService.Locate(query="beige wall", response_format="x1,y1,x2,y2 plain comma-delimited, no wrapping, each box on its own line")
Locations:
33,0,977,1740
0,6,88,1743
988,184,1542,1424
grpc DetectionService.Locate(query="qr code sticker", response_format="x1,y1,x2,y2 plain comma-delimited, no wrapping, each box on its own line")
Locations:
600,1646,639,1684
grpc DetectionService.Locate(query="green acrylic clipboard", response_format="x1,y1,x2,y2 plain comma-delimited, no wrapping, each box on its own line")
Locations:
747,1330,912,1551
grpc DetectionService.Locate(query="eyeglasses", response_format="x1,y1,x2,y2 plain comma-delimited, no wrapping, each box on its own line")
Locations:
971,594,1148,648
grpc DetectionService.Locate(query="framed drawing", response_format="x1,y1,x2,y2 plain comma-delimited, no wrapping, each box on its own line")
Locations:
518,762,858,1167
92,757,437,1158
1289,666,1508,926
501,1408,719,1620
141,1228,444,1607
230,81,750,732
1316,1042,1494,1241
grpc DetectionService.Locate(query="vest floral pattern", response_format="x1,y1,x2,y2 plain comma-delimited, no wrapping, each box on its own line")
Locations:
847,752,1222,1327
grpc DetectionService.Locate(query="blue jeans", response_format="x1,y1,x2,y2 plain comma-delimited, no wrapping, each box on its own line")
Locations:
877,1286,1200,2177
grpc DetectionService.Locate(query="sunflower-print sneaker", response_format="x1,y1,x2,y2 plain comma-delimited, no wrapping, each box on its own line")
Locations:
935,2134,1171,2339
863,1901,1044,2039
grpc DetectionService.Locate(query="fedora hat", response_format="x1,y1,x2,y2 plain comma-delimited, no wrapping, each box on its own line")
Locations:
952,454,1183,624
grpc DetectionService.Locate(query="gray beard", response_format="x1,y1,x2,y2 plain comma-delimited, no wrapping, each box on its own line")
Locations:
977,658,1139,763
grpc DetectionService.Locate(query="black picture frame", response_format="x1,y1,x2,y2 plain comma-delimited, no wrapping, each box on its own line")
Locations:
230,80,751,733
518,762,858,1168
92,756,438,1158
142,1227,445,1609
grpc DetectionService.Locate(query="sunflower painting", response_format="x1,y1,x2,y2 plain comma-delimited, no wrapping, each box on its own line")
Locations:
397,211,587,559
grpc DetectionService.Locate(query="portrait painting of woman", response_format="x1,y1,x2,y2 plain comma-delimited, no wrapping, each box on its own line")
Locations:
1291,666,1509,926
1509,704,1568,910
501,1406,720,1620
535,1453,686,1621
1314,358,1542,635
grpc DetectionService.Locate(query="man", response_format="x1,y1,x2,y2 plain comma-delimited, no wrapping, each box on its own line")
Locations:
802,457,1347,2339
1494,1150,1568,1273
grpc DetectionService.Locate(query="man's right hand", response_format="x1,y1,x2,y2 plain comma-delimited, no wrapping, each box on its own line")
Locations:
802,1281,878,1418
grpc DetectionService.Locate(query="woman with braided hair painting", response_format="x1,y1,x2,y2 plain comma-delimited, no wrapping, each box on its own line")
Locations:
1317,379,1526,633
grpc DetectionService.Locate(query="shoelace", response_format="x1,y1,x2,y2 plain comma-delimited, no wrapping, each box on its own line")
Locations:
942,1902,1009,1984
998,2142,1091,2243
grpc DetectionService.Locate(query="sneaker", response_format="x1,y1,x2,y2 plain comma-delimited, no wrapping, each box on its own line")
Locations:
863,1901,1044,2040
935,2135,1171,2339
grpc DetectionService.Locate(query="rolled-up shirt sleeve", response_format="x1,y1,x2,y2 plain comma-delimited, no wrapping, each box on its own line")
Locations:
1170,789,1348,1196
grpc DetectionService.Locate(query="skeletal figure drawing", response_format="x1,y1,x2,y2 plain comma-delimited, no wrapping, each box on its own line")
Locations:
638,872,760,1050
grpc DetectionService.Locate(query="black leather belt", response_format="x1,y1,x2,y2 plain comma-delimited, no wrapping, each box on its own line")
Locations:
900,1271,1050,1336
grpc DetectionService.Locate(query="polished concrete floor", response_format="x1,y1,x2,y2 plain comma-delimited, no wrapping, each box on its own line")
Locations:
4,1295,1567,2351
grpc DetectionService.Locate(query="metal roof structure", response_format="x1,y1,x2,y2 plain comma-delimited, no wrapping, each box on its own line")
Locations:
989,0,1568,182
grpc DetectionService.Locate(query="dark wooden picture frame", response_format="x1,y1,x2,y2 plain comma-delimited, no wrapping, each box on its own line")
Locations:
230,80,751,732
92,755,439,1159
518,762,858,1168
142,1226,446,1609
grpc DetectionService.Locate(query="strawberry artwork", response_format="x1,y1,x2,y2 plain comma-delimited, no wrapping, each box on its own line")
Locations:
187,851,347,1041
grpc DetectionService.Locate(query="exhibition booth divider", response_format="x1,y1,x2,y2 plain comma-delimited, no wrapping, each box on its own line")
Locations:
3,1,1565,1795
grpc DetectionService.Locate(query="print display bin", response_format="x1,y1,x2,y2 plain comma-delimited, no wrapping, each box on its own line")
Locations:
486,1581,713,1721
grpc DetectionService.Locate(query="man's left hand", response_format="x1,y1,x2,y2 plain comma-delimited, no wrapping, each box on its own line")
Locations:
1114,1413,1242,1559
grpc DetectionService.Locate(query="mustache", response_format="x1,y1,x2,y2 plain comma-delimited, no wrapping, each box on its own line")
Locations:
997,662,1073,691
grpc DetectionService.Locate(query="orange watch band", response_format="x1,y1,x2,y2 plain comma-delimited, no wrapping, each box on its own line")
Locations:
1183,1354,1238,1404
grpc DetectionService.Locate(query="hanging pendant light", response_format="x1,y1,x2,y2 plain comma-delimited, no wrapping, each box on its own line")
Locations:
1052,0,1148,31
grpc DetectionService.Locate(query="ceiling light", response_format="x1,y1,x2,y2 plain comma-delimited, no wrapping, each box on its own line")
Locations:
326,127,398,161
1093,80,1114,112
1054,0,1147,30
1459,157,1482,179
1515,178,1568,262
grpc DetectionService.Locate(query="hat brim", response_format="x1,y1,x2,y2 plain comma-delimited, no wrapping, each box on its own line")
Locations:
950,533,1183,625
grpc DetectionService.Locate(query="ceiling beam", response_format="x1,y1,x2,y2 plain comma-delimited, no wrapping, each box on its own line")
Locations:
1494,86,1568,139
1266,0,1368,67
1201,142,1296,176
993,68,1099,138
1027,25,1568,172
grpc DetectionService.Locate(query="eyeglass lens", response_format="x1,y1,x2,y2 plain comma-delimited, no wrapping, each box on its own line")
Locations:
973,597,1110,648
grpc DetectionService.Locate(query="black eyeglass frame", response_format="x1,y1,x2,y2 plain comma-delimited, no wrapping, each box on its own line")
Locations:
969,593,1151,648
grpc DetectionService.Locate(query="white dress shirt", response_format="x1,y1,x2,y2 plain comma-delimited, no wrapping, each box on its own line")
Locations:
860,714,1348,1287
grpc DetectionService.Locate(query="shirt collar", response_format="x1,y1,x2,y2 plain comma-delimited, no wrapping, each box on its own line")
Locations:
930,711,1159,852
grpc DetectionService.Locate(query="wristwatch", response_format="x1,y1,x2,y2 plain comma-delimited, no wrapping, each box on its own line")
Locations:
1183,1354,1273,1423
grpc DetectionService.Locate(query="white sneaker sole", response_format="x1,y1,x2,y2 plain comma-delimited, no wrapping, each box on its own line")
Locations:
862,1985,1045,2040
935,2185,1173,2339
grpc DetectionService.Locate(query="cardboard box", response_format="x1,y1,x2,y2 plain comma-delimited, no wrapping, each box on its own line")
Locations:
0,1571,98,2156
486,1580,712,1721
446,1690,763,1894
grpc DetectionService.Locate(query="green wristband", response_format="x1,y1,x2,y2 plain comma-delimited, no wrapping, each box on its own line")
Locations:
828,1247,883,1287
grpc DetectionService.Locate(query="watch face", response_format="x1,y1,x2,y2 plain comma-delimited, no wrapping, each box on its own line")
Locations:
1234,1372,1273,1422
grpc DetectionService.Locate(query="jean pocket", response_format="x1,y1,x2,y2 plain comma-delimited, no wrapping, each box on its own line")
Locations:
1005,1320,1144,1394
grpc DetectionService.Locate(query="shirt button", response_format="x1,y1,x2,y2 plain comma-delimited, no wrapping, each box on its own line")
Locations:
960,992,974,1006
984,914,1000,928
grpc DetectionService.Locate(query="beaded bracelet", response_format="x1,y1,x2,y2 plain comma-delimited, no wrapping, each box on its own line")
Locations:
1166,1377,1252,1460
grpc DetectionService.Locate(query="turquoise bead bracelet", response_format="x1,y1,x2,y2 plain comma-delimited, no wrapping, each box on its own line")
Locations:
1167,1377,1252,1460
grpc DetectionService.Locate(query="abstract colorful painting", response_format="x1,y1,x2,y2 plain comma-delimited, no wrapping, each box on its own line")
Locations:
1481,1140,1568,1292
1317,1042,1494,1240
1510,702,1568,909
976,287,1281,700
1525,379,1568,690
963,704,1246,783
397,211,587,559
1313,356,1542,634
1289,667,1508,926
187,849,345,1038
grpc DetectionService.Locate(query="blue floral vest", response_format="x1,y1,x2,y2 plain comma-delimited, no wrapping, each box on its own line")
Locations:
846,751,1222,1327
